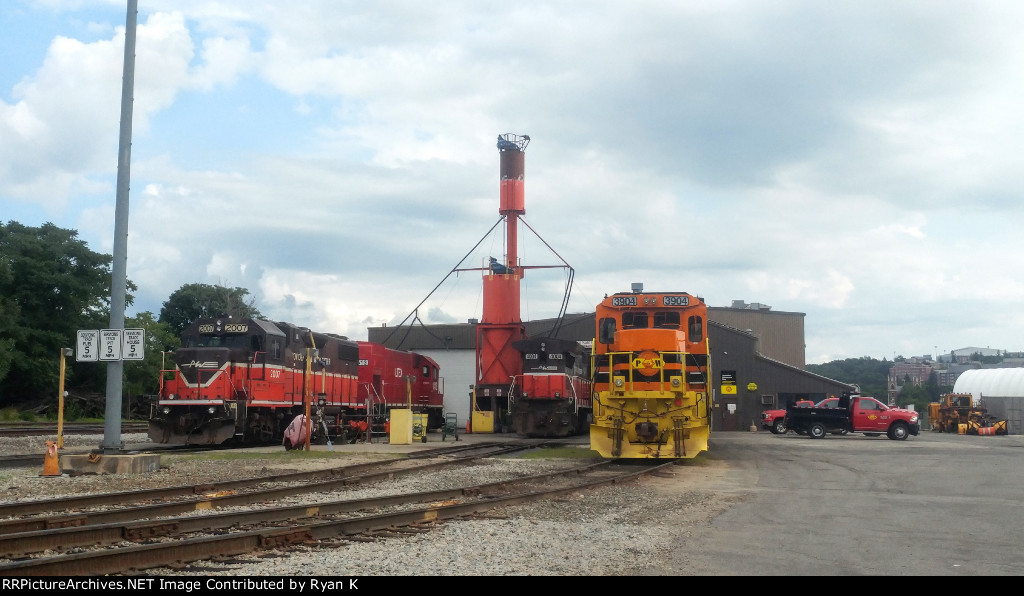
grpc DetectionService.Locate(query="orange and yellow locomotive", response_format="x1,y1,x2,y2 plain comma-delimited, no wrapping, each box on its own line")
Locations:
590,285,712,459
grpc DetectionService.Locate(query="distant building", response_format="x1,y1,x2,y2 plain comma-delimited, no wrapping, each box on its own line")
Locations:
952,347,1003,363
953,368,1024,434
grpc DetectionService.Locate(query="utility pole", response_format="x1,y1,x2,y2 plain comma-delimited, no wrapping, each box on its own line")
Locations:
101,0,138,453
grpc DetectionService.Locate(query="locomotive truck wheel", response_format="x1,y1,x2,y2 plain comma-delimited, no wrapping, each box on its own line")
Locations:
772,420,787,435
888,422,909,441
808,422,827,439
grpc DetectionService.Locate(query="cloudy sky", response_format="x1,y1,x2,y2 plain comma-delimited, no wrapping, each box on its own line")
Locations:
3,1,1022,364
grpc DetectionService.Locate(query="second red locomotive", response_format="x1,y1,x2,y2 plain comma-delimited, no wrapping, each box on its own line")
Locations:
510,336,592,437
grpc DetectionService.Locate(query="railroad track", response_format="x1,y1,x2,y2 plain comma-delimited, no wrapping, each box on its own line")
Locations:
0,422,149,438
0,444,671,576
0,440,260,471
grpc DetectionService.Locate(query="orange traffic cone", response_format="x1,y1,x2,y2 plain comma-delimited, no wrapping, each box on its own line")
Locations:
41,440,61,477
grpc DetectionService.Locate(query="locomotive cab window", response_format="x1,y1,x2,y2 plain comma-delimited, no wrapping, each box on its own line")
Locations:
191,334,248,349
598,318,617,344
622,311,648,329
653,312,680,329
688,315,704,342
422,365,431,378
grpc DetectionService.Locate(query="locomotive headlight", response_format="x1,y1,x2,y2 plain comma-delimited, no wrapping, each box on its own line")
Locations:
671,377,681,387
614,377,625,388
161,406,171,415
208,406,216,414
167,394,176,400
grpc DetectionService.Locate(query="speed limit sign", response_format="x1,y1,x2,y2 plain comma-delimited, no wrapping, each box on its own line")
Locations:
76,330,99,362
122,328,145,360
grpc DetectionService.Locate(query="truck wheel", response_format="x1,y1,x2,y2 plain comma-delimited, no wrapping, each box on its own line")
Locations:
772,420,787,434
808,422,827,439
888,422,909,441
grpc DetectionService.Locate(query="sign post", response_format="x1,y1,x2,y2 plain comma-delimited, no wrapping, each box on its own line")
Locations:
57,348,73,449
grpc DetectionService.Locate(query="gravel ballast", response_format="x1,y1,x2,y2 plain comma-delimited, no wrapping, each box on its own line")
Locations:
0,433,739,576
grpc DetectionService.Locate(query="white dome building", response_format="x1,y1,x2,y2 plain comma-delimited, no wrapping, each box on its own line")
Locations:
953,368,1024,434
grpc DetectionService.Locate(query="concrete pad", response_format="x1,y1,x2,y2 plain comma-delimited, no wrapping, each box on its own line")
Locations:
59,453,162,476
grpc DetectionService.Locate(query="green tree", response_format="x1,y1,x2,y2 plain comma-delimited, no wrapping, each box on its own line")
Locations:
896,383,932,414
0,257,17,384
118,311,180,418
159,283,263,337
0,221,134,407
805,356,891,399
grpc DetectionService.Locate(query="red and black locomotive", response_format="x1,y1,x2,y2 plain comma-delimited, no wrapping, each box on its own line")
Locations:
148,316,444,445
509,336,592,437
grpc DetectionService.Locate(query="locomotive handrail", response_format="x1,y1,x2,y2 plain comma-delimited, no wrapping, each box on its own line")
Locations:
594,350,690,393
251,351,266,381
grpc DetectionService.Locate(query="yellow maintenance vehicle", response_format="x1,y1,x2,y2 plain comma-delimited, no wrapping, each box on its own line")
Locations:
928,393,1007,436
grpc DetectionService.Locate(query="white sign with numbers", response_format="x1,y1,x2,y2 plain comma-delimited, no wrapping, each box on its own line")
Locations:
99,329,123,361
122,328,145,360
76,330,99,362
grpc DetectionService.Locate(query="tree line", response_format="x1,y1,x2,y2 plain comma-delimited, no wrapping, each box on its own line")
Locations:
0,221,261,418
805,357,952,413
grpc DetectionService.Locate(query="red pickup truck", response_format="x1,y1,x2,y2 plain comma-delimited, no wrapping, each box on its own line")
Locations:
785,394,921,440
762,399,818,434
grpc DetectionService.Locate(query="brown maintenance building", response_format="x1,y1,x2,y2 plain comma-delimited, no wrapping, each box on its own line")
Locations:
367,300,854,432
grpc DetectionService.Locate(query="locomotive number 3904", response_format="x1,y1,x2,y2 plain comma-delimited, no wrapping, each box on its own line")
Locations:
663,296,689,306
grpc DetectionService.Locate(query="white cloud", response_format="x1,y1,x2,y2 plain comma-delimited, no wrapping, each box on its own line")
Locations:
4,1,1024,362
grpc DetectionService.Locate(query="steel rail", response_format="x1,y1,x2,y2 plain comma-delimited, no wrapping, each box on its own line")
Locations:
0,461,674,576
0,443,527,528
0,461,613,557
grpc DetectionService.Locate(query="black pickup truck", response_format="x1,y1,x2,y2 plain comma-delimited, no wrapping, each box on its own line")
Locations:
785,393,921,440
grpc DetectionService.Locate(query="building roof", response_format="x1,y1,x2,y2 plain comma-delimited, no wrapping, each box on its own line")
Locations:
953,367,1024,401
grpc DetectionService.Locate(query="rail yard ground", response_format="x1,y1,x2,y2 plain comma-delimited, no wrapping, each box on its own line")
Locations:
2,429,1023,575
